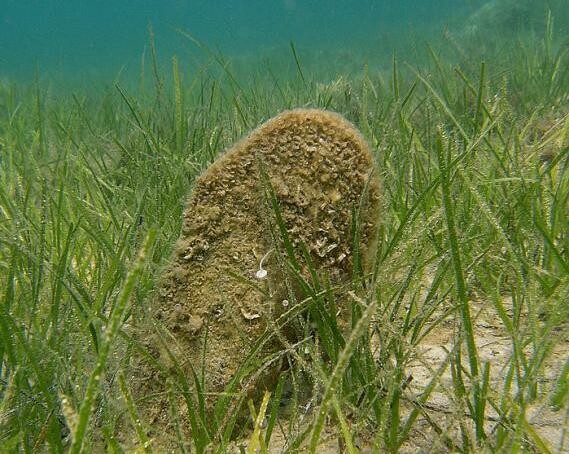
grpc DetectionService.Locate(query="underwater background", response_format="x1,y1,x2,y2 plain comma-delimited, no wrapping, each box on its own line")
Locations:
3,0,566,88
1,0,569,452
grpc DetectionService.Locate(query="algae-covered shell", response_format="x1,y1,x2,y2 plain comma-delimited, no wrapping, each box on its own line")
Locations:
129,109,381,446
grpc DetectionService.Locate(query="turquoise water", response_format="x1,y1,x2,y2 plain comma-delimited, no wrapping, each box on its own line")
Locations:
0,1,480,83
0,1,566,86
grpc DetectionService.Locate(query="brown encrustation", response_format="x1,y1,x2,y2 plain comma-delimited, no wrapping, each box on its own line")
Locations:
129,109,381,446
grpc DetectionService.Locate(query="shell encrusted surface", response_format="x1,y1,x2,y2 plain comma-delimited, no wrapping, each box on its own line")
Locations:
133,109,381,439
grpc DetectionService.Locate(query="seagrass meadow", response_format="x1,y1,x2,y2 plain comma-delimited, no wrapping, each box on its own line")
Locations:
0,2,568,453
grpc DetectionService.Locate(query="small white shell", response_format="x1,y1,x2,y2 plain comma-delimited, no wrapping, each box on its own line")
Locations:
240,308,261,320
